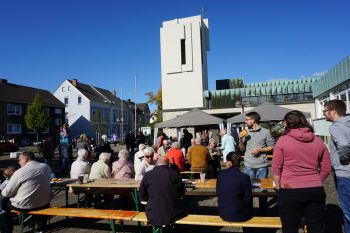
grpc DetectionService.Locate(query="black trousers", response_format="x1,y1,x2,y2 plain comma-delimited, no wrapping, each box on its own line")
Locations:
1,203,50,233
278,187,326,233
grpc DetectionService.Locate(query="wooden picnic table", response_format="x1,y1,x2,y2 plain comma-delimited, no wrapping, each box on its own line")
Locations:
67,179,141,210
187,178,275,189
51,178,76,207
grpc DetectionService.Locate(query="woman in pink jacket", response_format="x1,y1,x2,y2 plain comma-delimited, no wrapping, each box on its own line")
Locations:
272,110,332,233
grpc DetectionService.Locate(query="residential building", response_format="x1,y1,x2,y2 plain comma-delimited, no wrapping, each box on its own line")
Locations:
53,79,149,139
0,79,64,145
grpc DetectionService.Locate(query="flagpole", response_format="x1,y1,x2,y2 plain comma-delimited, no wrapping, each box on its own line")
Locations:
134,75,137,135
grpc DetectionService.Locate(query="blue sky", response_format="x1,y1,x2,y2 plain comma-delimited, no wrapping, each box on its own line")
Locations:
1,0,349,110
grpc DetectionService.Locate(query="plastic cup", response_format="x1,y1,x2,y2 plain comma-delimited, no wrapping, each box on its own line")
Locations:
78,174,84,184
200,173,206,182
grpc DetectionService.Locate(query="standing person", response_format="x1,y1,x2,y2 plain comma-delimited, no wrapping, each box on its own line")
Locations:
40,137,55,166
125,131,135,156
181,129,193,155
139,156,187,228
238,111,274,215
323,99,350,233
272,110,332,233
217,152,252,223
59,123,72,177
219,129,236,163
1,152,51,233
112,133,118,147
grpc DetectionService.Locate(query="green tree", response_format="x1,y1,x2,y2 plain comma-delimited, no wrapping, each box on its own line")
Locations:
145,86,162,127
90,109,106,134
25,93,49,150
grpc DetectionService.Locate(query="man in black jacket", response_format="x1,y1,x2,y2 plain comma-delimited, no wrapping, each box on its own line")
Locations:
139,156,187,227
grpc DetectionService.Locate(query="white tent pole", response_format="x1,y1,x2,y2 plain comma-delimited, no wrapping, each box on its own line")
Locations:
154,128,158,146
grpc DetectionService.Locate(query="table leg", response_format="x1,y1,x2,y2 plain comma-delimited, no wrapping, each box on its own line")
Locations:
65,187,69,207
131,188,139,211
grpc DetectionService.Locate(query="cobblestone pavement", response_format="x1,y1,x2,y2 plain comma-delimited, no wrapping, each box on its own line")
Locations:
0,145,343,233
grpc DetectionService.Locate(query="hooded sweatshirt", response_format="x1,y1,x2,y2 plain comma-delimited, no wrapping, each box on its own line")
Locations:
329,115,350,177
272,128,331,189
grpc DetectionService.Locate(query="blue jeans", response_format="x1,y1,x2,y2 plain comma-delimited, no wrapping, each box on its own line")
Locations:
244,166,268,180
336,176,350,233
60,144,71,177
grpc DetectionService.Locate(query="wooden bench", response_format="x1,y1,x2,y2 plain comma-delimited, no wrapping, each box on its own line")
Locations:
185,190,277,197
132,212,282,233
13,207,138,233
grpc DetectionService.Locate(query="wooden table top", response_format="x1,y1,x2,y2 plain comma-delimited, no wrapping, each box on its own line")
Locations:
67,179,141,189
28,207,138,220
187,178,274,189
51,178,77,187
180,171,202,174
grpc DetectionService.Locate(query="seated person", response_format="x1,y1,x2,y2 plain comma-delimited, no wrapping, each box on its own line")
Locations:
1,152,51,233
0,166,16,213
166,142,185,171
89,153,111,179
135,147,155,180
70,149,91,179
112,149,134,179
217,152,252,222
139,156,187,227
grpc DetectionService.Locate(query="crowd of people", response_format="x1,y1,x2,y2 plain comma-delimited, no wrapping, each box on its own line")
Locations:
0,99,349,233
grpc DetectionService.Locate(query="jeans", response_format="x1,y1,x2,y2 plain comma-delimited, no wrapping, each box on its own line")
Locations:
244,166,268,215
336,176,350,233
243,166,268,180
278,187,326,233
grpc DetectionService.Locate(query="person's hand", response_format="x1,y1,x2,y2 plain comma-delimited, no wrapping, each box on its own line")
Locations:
251,148,261,155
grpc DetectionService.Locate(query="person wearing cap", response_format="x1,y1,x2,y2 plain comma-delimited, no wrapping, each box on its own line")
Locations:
70,149,91,179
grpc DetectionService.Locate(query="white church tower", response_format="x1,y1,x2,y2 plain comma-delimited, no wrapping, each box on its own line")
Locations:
160,15,210,120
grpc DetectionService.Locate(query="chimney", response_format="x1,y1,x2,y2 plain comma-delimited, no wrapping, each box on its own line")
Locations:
71,79,78,87
0,79,8,84
111,90,116,96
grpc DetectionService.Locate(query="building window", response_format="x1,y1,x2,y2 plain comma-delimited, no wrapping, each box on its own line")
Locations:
65,112,68,123
55,108,62,114
181,39,186,65
68,86,71,91
7,124,21,134
7,104,22,115
62,87,65,92
55,118,62,126
78,96,82,104
64,97,69,105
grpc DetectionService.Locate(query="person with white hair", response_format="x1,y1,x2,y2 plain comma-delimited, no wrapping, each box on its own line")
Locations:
219,129,235,163
89,152,111,179
166,142,185,171
135,147,155,180
157,140,170,156
134,144,146,169
112,150,134,179
188,137,210,173
70,149,91,179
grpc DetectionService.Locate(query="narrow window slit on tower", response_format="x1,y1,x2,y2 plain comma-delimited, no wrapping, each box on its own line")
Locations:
181,39,186,64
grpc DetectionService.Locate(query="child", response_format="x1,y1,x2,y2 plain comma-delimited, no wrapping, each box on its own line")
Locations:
0,166,16,213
